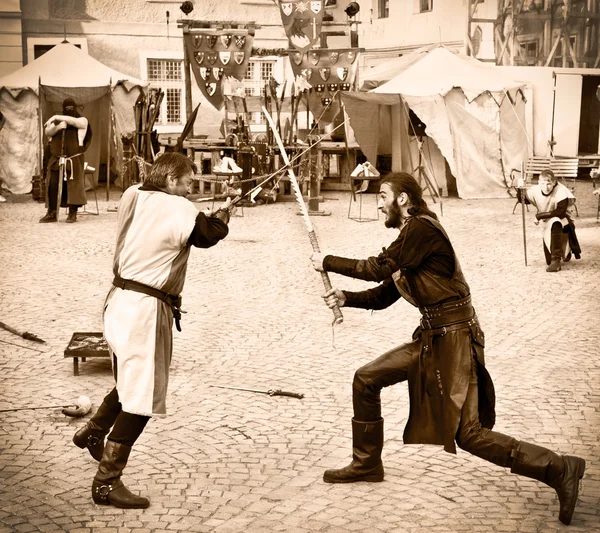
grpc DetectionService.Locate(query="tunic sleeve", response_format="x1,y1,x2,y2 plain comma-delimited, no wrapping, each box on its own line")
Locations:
187,212,229,248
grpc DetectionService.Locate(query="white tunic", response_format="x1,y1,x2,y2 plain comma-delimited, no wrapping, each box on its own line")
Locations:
525,182,575,252
104,184,199,417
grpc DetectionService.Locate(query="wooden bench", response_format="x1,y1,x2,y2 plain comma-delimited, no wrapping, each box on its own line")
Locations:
511,156,579,215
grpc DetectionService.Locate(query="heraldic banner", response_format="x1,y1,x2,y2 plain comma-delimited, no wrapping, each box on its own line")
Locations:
278,0,324,53
289,48,360,123
184,29,255,110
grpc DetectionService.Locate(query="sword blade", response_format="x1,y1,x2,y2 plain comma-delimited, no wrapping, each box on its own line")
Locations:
209,384,270,394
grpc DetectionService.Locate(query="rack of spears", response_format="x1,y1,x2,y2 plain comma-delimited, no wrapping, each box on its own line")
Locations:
174,14,364,212
121,89,164,189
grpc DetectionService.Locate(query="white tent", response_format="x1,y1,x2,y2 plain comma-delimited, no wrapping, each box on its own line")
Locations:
342,46,530,199
0,42,147,195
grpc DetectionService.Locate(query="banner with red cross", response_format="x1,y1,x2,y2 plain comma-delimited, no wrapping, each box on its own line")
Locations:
184,29,255,110
278,0,324,53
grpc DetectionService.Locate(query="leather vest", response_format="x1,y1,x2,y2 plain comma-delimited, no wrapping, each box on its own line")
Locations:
391,215,470,309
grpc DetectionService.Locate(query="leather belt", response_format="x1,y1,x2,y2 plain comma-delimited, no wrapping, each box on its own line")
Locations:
112,275,184,332
419,295,474,330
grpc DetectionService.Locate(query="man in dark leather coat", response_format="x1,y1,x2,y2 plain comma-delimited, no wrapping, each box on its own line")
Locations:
311,172,585,526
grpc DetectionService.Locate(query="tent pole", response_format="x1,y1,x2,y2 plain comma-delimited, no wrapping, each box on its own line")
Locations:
182,23,193,122
37,77,43,190
106,83,112,201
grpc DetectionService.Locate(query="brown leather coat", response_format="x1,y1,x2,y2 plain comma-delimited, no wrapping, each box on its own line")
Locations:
392,215,495,454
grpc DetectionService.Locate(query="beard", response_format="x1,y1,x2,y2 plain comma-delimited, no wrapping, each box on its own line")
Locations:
63,109,79,117
384,202,402,228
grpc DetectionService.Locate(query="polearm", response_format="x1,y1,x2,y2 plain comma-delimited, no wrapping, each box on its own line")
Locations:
56,127,66,222
519,161,528,266
262,106,343,325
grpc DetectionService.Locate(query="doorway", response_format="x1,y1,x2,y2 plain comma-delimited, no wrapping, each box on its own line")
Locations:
578,75,600,155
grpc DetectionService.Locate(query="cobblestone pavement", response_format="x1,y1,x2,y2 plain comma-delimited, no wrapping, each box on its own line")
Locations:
0,181,599,533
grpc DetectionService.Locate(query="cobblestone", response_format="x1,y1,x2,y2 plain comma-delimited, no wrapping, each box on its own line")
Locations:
0,182,598,532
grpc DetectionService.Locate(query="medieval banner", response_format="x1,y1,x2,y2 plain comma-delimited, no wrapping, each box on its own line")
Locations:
290,48,359,94
184,29,255,110
288,48,360,124
278,0,324,53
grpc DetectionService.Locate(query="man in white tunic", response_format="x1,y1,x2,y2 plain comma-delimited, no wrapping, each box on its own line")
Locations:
518,169,581,272
72,152,232,508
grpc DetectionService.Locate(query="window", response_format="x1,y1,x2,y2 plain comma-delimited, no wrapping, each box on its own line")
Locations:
34,43,81,60
378,0,389,18
26,37,87,64
419,0,433,12
520,40,539,65
243,59,275,124
243,60,274,96
552,35,577,67
147,58,184,125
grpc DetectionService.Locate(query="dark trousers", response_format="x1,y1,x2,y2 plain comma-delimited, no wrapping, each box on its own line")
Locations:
94,387,149,447
352,341,518,468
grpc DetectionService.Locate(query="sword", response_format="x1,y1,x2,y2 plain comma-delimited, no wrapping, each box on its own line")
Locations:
208,384,304,399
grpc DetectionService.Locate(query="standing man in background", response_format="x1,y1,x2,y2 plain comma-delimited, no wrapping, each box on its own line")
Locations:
39,97,92,223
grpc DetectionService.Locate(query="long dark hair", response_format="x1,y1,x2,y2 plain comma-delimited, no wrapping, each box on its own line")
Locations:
379,172,438,220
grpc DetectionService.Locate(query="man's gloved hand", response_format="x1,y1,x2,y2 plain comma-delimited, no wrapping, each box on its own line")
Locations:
211,197,234,223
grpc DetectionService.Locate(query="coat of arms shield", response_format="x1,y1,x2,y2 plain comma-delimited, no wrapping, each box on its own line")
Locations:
220,35,232,48
206,35,217,49
235,36,246,49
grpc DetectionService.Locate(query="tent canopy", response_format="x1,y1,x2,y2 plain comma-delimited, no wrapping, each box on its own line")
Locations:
371,45,524,101
342,46,529,199
0,42,147,195
0,42,145,97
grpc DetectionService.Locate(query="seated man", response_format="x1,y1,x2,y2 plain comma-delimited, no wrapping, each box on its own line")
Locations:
518,169,581,272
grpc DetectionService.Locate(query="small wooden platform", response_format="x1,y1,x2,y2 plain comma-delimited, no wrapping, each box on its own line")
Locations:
64,332,110,376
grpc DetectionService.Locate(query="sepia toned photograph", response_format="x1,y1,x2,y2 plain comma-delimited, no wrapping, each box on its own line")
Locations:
0,1,599,531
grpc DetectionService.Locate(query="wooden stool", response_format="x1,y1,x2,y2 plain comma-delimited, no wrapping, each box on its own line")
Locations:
64,332,110,376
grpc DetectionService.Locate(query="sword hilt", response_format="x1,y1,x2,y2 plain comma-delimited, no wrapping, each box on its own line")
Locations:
269,390,304,399
308,231,343,325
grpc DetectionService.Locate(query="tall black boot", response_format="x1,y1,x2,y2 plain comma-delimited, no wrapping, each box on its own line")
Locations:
323,418,384,483
73,399,120,461
546,223,563,272
92,440,150,509
510,441,585,525
66,206,78,223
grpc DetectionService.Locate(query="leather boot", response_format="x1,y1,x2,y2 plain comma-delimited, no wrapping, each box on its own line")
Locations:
546,224,563,272
510,441,585,525
66,206,78,223
39,209,57,223
73,400,119,461
73,420,108,461
92,440,150,509
323,418,384,483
